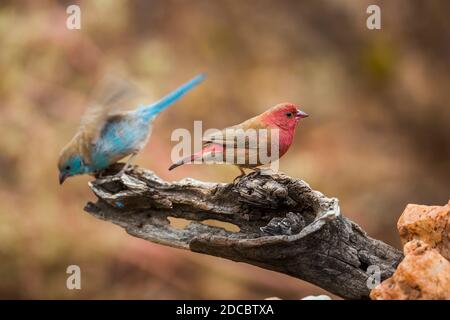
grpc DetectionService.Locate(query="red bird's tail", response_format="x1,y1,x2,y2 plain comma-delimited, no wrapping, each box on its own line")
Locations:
168,144,223,171
168,154,198,171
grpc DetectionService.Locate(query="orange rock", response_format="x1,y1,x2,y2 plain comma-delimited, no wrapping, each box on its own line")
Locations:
397,201,450,260
370,240,450,300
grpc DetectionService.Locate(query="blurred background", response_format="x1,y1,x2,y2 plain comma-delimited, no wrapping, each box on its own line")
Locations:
0,0,449,299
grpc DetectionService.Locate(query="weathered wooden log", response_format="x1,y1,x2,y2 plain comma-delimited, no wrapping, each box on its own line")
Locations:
84,165,403,299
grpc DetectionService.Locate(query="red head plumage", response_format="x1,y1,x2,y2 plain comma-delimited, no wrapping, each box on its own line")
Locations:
261,102,308,130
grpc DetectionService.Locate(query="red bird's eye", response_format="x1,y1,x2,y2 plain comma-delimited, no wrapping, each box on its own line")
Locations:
285,112,293,118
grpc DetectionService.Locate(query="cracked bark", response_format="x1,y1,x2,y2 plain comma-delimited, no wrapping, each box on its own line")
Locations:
84,164,403,299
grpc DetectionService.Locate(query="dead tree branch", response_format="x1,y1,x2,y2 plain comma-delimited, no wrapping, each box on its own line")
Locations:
84,165,403,299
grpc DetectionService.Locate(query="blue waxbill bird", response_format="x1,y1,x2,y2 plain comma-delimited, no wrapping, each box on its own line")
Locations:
58,74,205,184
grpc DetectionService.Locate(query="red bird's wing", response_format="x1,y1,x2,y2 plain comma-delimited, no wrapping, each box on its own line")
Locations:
201,116,283,167
203,116,272,150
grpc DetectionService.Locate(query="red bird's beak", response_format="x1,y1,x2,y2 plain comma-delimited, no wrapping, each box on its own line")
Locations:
296,110,309,119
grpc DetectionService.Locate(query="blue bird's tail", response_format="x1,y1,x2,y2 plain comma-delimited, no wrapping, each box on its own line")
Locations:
137,73,206,121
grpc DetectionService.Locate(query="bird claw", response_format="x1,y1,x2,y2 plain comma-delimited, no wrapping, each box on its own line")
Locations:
94,164,126,180
113,170,125,178
233,173,245,184
94,170,106,179
113,163,131,178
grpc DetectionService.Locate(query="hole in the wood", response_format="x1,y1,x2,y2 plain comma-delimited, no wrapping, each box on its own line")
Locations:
201,219,240,233
360,260,370,272
167,217,191,229
101,181,124,193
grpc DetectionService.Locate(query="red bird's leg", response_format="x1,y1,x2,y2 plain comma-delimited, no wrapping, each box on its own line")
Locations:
251,167,273,176
233,166,246,183
251,167,262,176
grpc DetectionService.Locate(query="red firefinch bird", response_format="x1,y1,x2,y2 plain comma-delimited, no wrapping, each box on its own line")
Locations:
168,103,309,176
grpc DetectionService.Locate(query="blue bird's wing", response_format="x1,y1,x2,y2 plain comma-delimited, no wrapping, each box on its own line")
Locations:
75,76,146,162
77,73,205,166
79,76,142,140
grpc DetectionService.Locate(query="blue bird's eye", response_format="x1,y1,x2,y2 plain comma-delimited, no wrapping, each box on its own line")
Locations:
65,166,71,170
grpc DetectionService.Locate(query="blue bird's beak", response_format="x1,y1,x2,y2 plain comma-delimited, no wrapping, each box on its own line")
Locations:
59,172,69,185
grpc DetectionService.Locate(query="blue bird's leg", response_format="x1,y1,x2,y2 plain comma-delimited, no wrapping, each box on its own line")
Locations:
115,152,138,177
